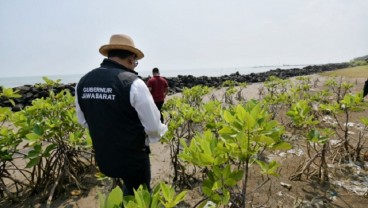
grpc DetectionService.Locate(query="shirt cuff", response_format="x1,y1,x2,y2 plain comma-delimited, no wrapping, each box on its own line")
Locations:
147,124,168,144
149,136,161,144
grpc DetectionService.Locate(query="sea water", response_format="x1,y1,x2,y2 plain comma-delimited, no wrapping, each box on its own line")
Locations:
0,74,84,88
0,65,307,88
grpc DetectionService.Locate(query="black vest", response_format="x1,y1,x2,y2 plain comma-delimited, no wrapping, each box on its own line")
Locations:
77,59,147,177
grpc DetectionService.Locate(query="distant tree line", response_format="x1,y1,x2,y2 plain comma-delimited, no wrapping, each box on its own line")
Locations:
352,54,368,62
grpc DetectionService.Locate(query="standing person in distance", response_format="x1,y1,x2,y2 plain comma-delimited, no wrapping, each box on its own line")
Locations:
75,34,167,197
147,68,169,123
363,78,368,98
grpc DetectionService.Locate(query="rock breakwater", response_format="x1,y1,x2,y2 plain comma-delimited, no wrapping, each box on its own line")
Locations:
0,63,349,111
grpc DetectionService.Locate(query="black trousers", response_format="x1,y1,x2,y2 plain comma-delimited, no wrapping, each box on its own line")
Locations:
121,152,151,196
155,101,164,123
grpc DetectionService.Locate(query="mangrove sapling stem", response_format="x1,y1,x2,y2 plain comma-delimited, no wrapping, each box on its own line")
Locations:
241,157,250,208
319,143,329,182
331,113,344,132
290,152,320,181
29,163,37,190
76,150,94,160
64,153,84,190
187,122,192,139
43,153,55,175
306,142,312,159
8,161,33,182
330,147,340,164
1,174,31,190
42,156,62,196
248,177,270,196
66,166,84,190
46,166,63,208
355,131,366,161
342,109,352,162
169,137,180,183
0,175,23,199
43,151,61,180
0,182,19,202
249,184,272,208
192,197,209,208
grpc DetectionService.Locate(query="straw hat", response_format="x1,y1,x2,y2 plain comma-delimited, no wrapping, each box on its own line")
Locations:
99,34,144,59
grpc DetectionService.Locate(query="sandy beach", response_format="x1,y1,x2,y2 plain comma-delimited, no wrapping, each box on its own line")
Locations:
2,73,368,208
55,74,368,207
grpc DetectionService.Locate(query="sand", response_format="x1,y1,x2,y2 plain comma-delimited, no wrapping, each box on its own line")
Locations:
3,73,368,207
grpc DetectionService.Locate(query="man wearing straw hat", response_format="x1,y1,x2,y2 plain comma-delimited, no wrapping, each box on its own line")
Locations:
75,34,167,196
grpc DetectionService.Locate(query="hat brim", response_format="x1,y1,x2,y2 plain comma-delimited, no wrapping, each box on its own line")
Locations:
99,45,144,60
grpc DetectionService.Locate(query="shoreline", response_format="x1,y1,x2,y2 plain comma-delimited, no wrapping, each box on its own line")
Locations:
1,63,347,88
0,64,310,88
0,62,351,111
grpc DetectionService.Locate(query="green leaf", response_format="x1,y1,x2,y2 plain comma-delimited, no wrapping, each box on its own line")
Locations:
224,178,237,186
33,123,44,135
199,153,215,164
235,105,246,122
201,133,213,155
149,186,162,208
268,161,280,173
173,190,187,205
43,143,57,157
133,186,150,208
94,172,109,181
97,190,106,208
201,186,212,197
272,141,292,151
122,195,135,207
257,135,275,145
256,160,280,176
218,126,235,135
85,130,93,147
27,149,41,158
9,99,16,106
2,88,21,98
106,186,123,208
160,182,172,201
26,133,41,141
231,170,244,181
26,157,40,168
242,111,255,130
256,160,267,171
223,110,234,123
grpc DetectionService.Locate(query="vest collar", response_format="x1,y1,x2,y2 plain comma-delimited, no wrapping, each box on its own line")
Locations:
101,58,138,75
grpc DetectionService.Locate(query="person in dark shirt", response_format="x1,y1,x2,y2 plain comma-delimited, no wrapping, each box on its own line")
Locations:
147,68,169,123
363,78,368,98
75,34,167,197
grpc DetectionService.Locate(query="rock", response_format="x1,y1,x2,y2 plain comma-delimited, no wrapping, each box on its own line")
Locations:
12,104,24,112
280,182,292,190
0,62,352,111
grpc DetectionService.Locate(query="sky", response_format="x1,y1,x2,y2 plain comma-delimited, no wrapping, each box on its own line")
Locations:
0,0,367,78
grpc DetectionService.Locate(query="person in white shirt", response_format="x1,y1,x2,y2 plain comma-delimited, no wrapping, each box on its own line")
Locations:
75,34,167,196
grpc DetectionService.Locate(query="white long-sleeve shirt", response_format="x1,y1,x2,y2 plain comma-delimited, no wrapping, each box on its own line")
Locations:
75,78,168,144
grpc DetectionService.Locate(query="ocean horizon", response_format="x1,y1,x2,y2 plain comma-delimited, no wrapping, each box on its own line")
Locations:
0,65,308,88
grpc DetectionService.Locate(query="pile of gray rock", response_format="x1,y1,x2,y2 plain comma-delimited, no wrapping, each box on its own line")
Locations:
0,84,76,111
0,63,349,111
156,63,349,93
